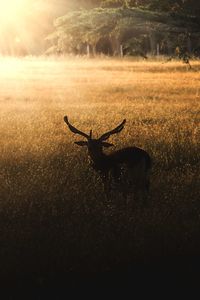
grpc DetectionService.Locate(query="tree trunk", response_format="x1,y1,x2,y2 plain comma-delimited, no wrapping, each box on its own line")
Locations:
120,44,123,57
86,44,90,57
156,43,160,56
149,32,156,55
92,44,96,56
187,35,192,53
110,38,121,56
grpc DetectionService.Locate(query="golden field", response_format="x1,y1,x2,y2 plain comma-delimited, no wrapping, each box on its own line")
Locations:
0,56,200,285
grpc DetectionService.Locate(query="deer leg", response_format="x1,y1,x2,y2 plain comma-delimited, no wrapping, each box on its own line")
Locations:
133,162,150,206
111,166,121,186
101,172,111,201
111,167,128,204
145,178,150,192
122,187,128,202
144,168,151,193
135,175,149,207
142,175,151,207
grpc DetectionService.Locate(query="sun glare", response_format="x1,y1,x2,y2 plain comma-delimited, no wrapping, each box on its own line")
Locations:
0,0,27,24
0,0,66,55
0,0,31,55
0,0,50,55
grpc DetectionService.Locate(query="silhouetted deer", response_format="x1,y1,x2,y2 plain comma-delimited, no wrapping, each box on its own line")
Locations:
64,116,152,201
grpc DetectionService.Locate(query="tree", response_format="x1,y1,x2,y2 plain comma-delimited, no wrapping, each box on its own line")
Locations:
101,0,126,8
46,6,200,56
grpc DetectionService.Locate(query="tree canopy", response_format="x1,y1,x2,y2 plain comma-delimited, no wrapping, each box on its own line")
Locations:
66,0,200,16
46,6,200,57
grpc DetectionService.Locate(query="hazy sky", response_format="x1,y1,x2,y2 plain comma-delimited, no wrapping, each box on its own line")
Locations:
0,0,74,55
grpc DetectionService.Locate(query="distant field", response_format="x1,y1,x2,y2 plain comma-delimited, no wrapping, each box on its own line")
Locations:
0,57,200,286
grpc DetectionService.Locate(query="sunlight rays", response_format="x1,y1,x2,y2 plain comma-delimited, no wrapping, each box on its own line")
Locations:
0,0,59,56
0,0,32,55
0,0,27,23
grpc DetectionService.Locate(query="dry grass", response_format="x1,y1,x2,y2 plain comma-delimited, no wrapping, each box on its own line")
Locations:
0,56,200,288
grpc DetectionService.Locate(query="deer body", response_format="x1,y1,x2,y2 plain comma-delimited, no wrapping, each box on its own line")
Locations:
90,146,151,197
64,116,152,200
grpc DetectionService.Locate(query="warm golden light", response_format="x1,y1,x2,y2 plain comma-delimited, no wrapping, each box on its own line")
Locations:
0,0,27,25
0,0,30,55
0,0,49,55
0,1,67,56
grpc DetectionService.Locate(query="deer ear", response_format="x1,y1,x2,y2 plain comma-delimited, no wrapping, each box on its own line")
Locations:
102,142,114,148
74,141,88,147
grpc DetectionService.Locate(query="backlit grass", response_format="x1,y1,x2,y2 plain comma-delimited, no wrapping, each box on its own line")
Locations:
0,56,200,285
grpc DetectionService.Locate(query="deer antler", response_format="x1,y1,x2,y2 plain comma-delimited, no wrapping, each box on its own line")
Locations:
64,116,90,139
99,119,126,141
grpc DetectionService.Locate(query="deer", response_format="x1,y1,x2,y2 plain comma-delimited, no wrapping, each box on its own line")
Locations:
64,116,152,203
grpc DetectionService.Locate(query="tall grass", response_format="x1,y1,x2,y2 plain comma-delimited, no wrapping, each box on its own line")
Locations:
0,57,200,286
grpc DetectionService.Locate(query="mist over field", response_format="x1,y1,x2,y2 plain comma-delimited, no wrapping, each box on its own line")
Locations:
0,57,200,292
1,0,200,295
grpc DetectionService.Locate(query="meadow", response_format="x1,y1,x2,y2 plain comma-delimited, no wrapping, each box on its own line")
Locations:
0,56,200,289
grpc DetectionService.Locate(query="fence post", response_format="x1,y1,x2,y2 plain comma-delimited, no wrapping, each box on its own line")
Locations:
120,44,123,57
87,44,90,57
157,43,160,56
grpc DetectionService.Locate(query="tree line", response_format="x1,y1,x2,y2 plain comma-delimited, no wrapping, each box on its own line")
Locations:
46,1,200,58
65,0,200,16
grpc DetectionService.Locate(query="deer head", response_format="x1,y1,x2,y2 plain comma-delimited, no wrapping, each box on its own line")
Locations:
64,116,126,160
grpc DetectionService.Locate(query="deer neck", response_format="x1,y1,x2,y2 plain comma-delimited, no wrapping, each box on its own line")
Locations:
88,150,110,171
